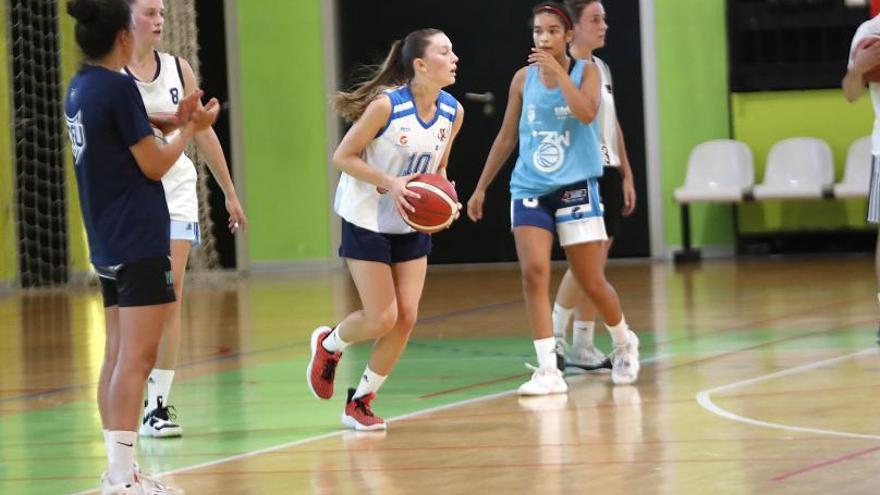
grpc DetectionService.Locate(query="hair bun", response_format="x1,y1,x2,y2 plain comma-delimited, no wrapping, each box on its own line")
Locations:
66,0,100,24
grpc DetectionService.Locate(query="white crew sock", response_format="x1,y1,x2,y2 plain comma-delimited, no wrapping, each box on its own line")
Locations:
534,337,557,369
606,316,630,345
321,325,350,353
353,366,387,399
147,369,175,411
552,303,574,341
106,430,137,485
572,320,596,349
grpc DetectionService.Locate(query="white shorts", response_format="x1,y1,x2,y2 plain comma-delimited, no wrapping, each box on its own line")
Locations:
170,220,201,246
510,179,608,247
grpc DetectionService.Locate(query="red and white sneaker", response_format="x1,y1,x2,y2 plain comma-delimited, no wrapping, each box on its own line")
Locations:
341,388,386,431
306,326,341,400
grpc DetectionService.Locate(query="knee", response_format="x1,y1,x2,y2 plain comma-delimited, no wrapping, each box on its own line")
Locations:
396,307,418,334
365,305,398,335
580,274,608,300
520,263,550,292
117,347,158,378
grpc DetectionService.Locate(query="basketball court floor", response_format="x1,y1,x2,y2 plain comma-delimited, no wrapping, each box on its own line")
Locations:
2,256,879,494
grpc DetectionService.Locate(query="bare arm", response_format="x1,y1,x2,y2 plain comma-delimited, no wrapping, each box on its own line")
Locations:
467,68,526,221
843,40,880,102
332,95,420,214
179,58,247,231
615,119,636,216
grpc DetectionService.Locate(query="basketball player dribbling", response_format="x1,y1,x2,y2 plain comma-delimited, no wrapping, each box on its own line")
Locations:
467,1,640,396
306,28,464,430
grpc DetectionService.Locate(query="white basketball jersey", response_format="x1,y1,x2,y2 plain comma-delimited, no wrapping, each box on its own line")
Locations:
594,56,620,168
125,51,198,222
334,86,459,233
849,17,880,155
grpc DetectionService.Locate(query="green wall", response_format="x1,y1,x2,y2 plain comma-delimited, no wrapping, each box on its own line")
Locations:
235,0,330,263
0,1,16,285
656,0,732,249
732,90,874,232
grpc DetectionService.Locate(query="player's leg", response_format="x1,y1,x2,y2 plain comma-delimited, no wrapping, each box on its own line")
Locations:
568,238,612,371
561,179,638,385
307,220,399,400
514,222,568,395
307,258,398,400
869,155,880,344
141,237,190,438
97,277,120,432
102,258,175,489
551,268,578,359
343,256,427,431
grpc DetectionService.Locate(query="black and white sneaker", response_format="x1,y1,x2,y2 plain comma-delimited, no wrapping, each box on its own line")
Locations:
139,397,183,438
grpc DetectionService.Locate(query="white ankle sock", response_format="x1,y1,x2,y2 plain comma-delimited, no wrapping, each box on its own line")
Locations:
106,430,137,485
353,367,387,399
552,303,574,341
534,337,557,369
606,316,630,345
321,325,350,353
147,369,175,411
573,320,596,349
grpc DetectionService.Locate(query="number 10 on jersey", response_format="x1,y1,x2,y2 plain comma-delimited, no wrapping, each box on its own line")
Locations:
403,152,434,175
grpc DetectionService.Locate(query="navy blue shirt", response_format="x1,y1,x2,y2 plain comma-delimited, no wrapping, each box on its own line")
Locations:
65,65,169,266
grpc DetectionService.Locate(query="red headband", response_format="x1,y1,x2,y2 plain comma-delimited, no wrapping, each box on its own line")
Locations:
535,5,573,30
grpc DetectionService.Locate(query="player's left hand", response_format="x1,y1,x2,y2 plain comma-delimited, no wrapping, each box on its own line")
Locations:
622,174,636,216
226,193,248,233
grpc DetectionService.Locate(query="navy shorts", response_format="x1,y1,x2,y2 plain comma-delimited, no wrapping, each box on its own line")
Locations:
339,219,431,264
96,256,176,308
511,179,608,247
598,166,623,239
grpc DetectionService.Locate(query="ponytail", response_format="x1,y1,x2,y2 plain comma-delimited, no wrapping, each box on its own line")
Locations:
334,40,406,123
334,28,444,122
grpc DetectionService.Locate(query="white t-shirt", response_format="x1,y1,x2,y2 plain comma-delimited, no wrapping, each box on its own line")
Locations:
849,16,880,155
125,51,199,222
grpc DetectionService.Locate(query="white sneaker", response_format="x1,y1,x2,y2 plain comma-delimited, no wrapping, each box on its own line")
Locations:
101,473,144,495
134,464,185,494
517,364,568,396
611,331,640,385
567,345,611,372
139,397,183,438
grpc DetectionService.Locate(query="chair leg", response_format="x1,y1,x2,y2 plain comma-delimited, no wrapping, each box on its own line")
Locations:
674,203,702,262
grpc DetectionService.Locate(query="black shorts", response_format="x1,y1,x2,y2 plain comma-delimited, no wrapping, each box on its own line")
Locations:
598,166,624,239
95,256,176,308
338,219,431,264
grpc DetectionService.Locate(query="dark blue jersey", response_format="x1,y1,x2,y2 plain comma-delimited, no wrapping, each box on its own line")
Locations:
65,65,169,265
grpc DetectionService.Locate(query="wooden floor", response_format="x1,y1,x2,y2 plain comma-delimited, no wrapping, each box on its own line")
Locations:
2,256,880,494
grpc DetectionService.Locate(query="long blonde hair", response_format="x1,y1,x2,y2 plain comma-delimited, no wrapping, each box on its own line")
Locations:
334,28,443,123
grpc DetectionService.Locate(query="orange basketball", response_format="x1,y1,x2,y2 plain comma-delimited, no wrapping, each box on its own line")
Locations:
403,174,458,234
855,35,880,83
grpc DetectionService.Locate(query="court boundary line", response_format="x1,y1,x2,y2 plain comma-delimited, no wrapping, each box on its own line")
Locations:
695,348,880,441
67,388,518,495
69,354,670,494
